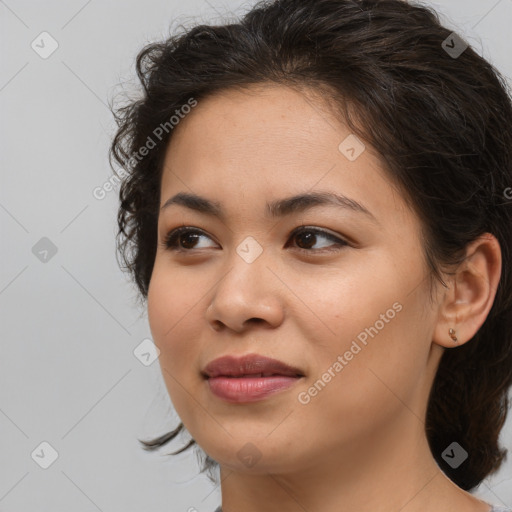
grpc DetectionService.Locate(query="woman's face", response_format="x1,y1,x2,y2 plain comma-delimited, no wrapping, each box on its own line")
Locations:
147,84,444,475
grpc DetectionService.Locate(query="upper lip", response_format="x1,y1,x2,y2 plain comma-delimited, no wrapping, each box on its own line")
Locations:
202,354,305,378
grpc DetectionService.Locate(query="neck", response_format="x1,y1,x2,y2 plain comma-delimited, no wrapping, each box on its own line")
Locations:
216,414,488,512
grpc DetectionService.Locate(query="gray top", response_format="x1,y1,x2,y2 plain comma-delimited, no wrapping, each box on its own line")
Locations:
214,505,511,511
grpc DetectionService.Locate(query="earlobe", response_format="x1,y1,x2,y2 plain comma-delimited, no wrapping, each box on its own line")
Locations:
448,328,458,343
432,233,502,349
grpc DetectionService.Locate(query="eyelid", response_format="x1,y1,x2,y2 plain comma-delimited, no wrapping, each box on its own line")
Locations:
161,226,218,251
161,225,350,252
289,225,347,243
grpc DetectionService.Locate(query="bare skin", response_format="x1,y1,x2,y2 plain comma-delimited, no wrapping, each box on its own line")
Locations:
147,83,502,512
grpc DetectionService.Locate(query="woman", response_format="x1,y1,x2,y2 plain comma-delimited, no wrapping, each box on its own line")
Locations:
109,0,512,510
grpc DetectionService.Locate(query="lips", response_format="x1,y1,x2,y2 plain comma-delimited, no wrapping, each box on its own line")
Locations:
202,354,305,403
201,354,304,379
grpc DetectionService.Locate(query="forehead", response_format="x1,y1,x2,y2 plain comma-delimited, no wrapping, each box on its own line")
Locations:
166,83,342,157
159,84,410,226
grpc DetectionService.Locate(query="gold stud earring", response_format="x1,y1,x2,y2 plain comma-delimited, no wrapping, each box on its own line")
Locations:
449,328,458,343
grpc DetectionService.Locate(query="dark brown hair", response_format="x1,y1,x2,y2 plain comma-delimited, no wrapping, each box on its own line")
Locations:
109,0,512,491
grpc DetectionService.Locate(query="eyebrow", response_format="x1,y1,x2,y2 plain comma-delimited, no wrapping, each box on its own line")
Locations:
160,191,378,223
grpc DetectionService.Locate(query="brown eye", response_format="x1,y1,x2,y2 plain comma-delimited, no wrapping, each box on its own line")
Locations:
288,227,348,253
162,226,348,254
163,227,217,251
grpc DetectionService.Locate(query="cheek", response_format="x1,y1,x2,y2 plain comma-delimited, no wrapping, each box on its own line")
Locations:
303,259,431,413
147,268,206,426
302,261,400,352
147,265,199,372
318,299,431,427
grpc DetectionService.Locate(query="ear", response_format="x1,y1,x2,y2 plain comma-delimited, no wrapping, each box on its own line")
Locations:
432,233,502,349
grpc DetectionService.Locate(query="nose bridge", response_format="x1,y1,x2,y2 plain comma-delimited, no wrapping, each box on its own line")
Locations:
235,234,266,265
219,234,272,301
206,236,284,330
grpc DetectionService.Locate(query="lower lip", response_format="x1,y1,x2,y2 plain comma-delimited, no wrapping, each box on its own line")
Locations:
206,375,302,403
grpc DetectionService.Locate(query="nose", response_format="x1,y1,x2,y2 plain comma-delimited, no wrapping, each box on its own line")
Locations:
205,252,286,333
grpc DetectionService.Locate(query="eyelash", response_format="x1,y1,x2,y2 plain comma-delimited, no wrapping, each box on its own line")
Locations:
162,225,349,254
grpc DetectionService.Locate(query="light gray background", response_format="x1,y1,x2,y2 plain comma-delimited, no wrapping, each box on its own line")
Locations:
1,0,511,511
